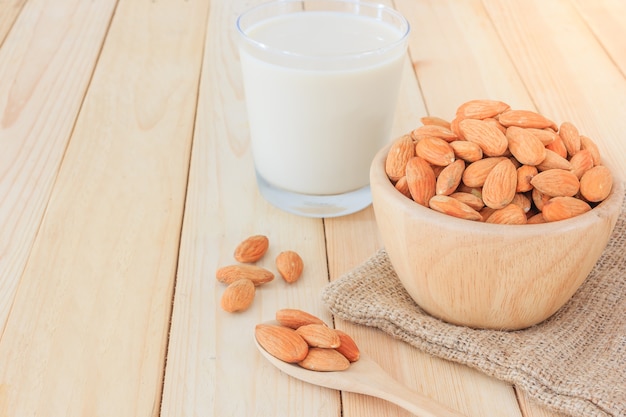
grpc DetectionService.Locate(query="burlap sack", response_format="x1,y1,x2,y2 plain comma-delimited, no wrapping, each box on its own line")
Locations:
322,197,626,417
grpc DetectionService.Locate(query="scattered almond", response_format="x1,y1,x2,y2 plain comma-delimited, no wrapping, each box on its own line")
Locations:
220,279,255,313
216,264,274,286
234,235,269,263
276,250,304,284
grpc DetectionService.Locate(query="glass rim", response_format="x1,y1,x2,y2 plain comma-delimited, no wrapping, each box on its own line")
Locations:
235,0,411,61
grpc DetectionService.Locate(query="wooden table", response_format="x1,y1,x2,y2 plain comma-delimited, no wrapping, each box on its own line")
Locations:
1,1,624,416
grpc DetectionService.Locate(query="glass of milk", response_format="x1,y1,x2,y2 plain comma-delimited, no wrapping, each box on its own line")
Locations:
236,0,410,218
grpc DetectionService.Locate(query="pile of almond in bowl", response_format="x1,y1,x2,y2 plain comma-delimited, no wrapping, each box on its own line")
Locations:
385,99,613,224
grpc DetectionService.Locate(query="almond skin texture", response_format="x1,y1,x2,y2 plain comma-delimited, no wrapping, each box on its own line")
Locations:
296,324,341,348
516,165,538,193
462,157,507,187
459,118,509,156
449,139,483,162
334,330,360,362
429,195,483,221
569,149,594,179
255,324,309,363
415,136,455,166
559,121,581,157
505,126,546,166
275,309,326,329
298,348,350,372
542,197,591,222
449,192,484,211
216,264,274,286
482,159,517,209
406,156,437,207
485,204,527,225
498,109,557,129
580,165,613,202
234,235,269,263
580,135,602,165
455,99,510,119
436,159,465,196
385,134,415,182
220,279,255,313
276,250,304,284
536,149,572,171
530,169,580,197
411,124,458,142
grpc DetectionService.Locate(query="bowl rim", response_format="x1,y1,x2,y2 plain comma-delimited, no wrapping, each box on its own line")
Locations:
370,142,625,236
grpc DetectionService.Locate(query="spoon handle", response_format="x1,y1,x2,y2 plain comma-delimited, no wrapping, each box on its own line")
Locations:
357,370,467,417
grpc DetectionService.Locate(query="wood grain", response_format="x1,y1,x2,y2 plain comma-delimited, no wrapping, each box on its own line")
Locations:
0,0,116,332
0,0,208,416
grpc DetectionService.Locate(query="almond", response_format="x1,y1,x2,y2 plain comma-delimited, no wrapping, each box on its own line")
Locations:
449,191,484,211
542,196,591,222
526,128,558,146
296,324,341,348
482,117,507,134
275,250,304,284
505,126,546,166
516,165,538,193
580,135,602,165
459,118,509,156
511,192,532,213
436,159,465,196
234,235,269,263
420,116,451,129
498,109,557,130
569,149,594,179
532,187,550,211
429,195,483,221
449,140,483,162
276,309,326,329
411,124,458,142
406,156,437,207
559,121,581,157
334,330,360,362
536,149,572,171
298,348,350,372
415,136,455,166
530,169,580,197
455,99,510,120
216,264,274,286
482,159,517,209
255,324,309,363
545,133,568,158
527,212,546,224
580,165,613,202
220,279,255,313
394,176,412,199
462,157,507,187
485,204,527,225
385,135,415,182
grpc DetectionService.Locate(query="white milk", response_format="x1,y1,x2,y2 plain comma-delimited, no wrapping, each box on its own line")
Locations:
239,11,406,195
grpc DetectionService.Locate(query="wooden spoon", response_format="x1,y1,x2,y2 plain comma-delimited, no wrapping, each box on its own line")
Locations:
254,324,467,417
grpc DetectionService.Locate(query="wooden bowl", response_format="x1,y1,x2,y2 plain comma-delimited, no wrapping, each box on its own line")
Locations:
370,143,624,330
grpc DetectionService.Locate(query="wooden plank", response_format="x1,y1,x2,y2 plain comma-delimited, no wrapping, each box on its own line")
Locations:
573,0,626,77
483,0,626,180
0,0,208,416
0,0,25,46
0,0,116,332
160,1,340,416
